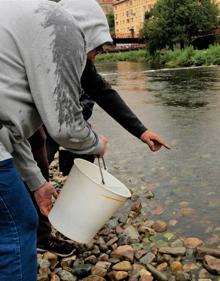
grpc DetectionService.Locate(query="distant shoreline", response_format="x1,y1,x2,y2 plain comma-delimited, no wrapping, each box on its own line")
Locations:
96,45,220,68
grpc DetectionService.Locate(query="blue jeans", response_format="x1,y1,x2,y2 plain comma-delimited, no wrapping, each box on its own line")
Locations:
0,159,38,281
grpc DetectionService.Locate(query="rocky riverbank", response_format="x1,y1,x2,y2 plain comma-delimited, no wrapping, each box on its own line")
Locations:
37,160,220,281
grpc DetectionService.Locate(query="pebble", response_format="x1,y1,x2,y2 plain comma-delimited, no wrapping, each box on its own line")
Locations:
61,256,76,268
139,253,156,265
112,261,132,271
156,262,168,271
95,261,111,270
72,264,92,278
111,245,134,262
108,271,129,281
152,221,168,233
170,261,182,273
139,275,153,281
131,202,142,213
146,264,168,281
198,268,210,278
135,249,147,260
203,255,220,274
124,225,140,241
83,275,105,281
58,270,76,281
184,237,204,248
91,266,107,277
159,247,186,256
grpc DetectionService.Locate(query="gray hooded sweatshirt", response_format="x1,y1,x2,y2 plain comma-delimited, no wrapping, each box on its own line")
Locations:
0,0,112,191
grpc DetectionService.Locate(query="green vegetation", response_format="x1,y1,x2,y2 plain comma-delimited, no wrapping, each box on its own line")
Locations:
106,13,115,34
157,45,220,67
141,0,219,54
96,49,148,62
96,45,220,68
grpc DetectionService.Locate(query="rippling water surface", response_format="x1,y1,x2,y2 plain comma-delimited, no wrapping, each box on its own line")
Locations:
92,62,220,241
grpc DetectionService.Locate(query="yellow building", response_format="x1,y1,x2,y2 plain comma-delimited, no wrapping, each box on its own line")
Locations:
113,0,156,38
113,0,220,38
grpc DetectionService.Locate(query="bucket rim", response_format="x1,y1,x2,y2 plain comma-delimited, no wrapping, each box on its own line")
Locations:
74,158,131,199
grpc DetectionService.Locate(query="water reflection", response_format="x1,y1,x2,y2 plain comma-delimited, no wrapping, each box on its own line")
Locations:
94,62,220,240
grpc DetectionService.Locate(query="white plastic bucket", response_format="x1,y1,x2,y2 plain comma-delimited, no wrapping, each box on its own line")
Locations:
48,158,131,244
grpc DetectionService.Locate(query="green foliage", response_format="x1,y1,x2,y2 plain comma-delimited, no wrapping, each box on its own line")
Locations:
106,13,115,33
142,0,219,54
96,44,220,68
155,44,220,67
96,49,148,62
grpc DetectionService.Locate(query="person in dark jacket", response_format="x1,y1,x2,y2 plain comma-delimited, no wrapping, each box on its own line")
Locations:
29,56,170,257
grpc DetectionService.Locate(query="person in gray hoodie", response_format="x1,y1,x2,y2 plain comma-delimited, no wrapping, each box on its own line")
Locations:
0,0,111,280
27,0,170,258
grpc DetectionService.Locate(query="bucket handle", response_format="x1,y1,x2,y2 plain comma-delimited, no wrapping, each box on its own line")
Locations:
97,157,107,185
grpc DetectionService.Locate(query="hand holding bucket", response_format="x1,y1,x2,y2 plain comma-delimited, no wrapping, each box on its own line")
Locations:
48,158,131,244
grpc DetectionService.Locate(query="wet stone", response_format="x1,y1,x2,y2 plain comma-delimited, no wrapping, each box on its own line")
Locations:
116,226,124,234
43,252,58,268
91,266,107,277
171,239,184,248
118,234,132,246
112,261,132,271
109,257,121,264
175,271,191,281
118,214,128,224
111,245,134,262
72,264,92,278
131,202,142,213
95,261,111,270
84,255,98,265
203,255,220,275
106,218,119,228
144,190,155,199
184,237,204,249
198,268,210,278
159,247,186,256
152,221,168,233
83,275,105,281
135,249,147,260
106,237,118,246
131,263,145,276
146,264,168,281
58,270,76,281
61,256,77,268
99,253,109,261
156,262,168,271
124,225,140,241
139,253,156,265
50,273,60,281
108,270,129,281
170,261,182,273
140,275,153,281
92,245,101,255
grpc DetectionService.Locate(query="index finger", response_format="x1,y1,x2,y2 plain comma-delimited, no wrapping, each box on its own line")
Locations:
153,139,171,150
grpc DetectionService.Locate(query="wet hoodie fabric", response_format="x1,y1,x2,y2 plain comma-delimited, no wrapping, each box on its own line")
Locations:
0,0,112,191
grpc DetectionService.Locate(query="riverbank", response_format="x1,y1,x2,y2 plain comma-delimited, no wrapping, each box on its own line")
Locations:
96,45,220,68
37,159,220,281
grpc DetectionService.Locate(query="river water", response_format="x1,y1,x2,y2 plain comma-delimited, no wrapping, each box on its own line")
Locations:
92,62,220,243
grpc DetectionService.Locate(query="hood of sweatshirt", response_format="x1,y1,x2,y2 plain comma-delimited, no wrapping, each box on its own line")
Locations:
60,0,113,53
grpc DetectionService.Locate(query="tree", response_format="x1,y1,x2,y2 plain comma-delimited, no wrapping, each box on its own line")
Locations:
142,0,219,54
106,13,115,34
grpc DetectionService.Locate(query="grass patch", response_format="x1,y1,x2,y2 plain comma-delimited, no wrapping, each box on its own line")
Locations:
96,49,148,63
96,44,220,68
